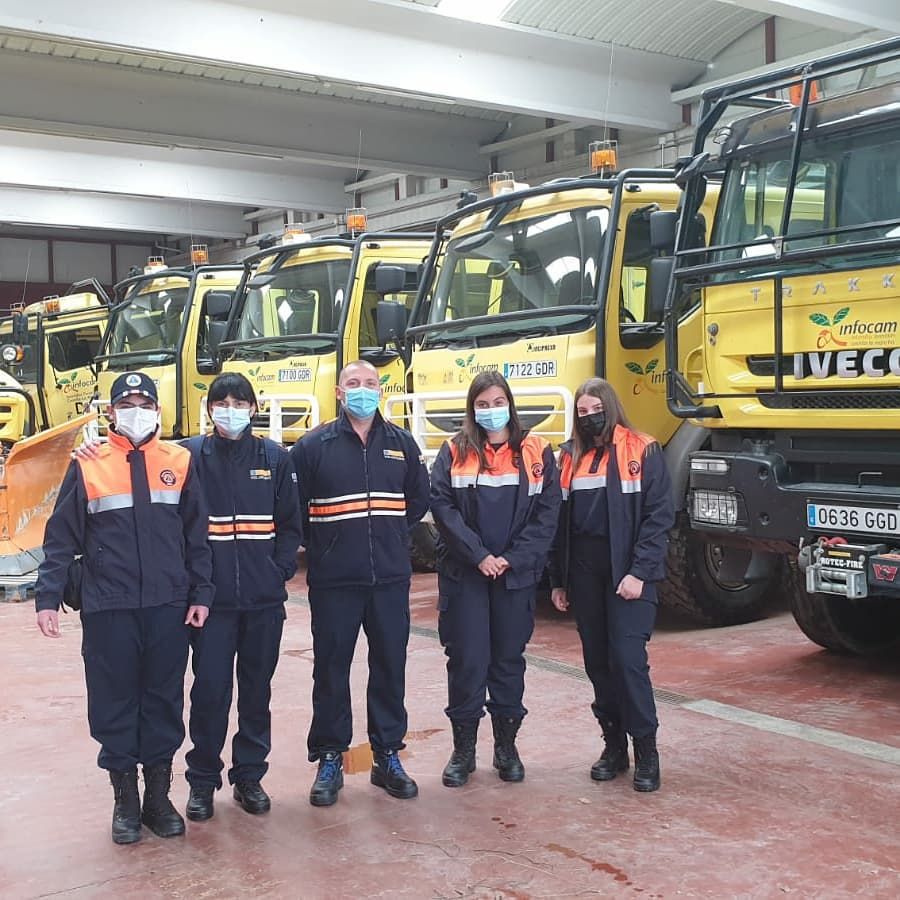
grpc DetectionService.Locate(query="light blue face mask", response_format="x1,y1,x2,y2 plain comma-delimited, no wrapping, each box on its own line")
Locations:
344,386,380,419
474,405,510,433
212,406,252,439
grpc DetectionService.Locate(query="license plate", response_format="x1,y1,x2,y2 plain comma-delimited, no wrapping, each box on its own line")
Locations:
806,503,900,537
278,368,311,383
502,360,557,379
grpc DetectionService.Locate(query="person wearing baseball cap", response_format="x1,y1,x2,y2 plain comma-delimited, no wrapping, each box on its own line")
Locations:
35,371,214,845
108,372,160,446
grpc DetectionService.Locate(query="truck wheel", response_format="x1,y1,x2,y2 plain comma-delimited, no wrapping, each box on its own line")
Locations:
787,562,900,655
410,522,438,573
660,515,779,626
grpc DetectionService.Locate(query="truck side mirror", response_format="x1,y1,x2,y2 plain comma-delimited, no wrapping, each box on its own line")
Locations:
375,265,406,296
205,291,234,320
646,257,675,323
207,320,228,356
649,211,678,254
376,301,408,347
12,312,28,346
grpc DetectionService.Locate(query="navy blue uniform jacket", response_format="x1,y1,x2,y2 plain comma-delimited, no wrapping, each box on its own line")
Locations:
550,427,675,602
184,429,303,609
429,433,561,590
290,410,430,589
35,430,214,613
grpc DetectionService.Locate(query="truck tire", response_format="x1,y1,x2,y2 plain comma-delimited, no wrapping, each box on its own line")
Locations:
410,522,438,573
660,515,779,626
786,562,900,655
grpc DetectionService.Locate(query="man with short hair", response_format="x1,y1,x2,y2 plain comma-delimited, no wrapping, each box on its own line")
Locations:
291,360,430,806
35,372,213,845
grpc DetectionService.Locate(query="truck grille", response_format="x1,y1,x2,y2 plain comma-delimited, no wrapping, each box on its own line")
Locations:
758,391,900,410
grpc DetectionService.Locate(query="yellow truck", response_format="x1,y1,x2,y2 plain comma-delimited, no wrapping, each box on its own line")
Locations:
217,227,432,442
94,256,243,437
661,37,900,653
0,284,105,590
0,280,109,434
381,168,774,625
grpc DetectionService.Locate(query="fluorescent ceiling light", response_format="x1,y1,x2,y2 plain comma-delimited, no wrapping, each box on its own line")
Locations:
438,0,510,25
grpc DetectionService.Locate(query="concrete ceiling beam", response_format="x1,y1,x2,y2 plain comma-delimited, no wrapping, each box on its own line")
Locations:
0,0,706,130
0,186,250,239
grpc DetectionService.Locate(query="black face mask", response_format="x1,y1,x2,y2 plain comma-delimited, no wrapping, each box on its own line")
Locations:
576,411,607,439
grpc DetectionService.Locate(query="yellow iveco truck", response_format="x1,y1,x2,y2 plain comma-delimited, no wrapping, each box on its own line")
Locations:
383,168,772,626
661,37,900,653
95,254,243,438
217,225,432,443
0,280,109,432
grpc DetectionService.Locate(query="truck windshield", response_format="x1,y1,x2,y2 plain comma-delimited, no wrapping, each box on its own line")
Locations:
105,278,191,366
711,121,900,274
421,206,608,345
228,258,351,359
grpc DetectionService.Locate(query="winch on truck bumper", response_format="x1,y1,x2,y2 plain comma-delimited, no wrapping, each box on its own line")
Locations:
799,538,900,599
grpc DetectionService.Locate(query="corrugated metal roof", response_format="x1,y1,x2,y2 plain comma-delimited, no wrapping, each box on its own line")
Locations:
0,31,509,121
503,0,768,62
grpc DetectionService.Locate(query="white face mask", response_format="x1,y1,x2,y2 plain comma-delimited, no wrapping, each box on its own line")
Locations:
212,407,252,440
114,406,159,444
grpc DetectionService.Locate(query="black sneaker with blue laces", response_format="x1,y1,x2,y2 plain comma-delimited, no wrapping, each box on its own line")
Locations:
371,749,418,799
309,752,344,807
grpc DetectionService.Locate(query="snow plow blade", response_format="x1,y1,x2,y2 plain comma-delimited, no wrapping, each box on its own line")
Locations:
0,414,94,579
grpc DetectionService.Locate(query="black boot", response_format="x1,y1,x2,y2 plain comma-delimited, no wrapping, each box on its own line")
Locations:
141,763,186,837
632,733,661,792
491,715,525,783
109,769,141,845
590,717,630,782
185,785,215,821
371,750,418,799
309,752,344,807
442,720,479,788
233,781,271,815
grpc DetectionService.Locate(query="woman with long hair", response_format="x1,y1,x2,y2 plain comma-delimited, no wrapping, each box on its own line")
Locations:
430,371,561,787
550,377,674,792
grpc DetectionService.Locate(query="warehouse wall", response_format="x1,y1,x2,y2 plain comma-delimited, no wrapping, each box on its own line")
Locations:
0,236,153,310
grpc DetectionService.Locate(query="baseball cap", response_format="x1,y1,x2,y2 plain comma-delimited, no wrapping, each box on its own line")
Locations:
110,372,159,406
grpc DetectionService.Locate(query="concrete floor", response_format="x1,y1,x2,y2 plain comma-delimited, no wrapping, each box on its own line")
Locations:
2,572,899,899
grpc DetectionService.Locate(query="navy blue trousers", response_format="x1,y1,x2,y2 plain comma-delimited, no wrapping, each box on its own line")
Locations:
81,605,189,771
437,571,536,722
185,605,285,789
307,581,410,762
568,536,658,738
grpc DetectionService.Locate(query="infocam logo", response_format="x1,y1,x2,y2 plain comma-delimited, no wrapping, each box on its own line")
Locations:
810,306,898,348
809,308,849,348
625,359,664,395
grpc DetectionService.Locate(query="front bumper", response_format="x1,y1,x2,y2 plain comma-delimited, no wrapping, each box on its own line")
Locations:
687,449,900,547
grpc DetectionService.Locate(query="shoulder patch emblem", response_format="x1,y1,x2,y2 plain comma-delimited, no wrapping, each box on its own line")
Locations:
531,462,544,478
160,469,177,486
627,460,641,476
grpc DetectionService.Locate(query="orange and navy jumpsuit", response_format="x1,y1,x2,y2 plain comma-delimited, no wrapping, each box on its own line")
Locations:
430,433,560,723
549,425,674,739
36,429,213,772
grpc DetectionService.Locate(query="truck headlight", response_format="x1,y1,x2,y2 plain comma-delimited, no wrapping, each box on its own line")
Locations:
692,490,739,526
